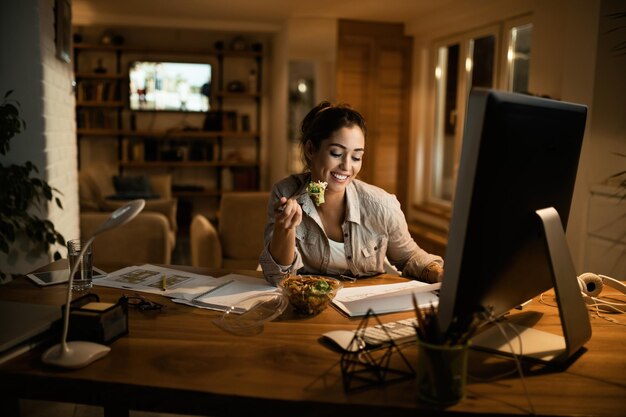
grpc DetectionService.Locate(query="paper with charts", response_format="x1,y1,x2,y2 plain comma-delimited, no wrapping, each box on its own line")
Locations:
94,264,278,312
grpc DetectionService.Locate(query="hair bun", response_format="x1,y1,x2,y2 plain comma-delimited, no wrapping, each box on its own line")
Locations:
301,101,332,136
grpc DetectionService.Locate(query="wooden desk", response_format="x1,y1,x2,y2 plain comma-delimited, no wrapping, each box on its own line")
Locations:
1,262,624,417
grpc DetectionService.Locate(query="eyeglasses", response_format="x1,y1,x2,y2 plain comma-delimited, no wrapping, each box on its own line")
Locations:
119,293,164,311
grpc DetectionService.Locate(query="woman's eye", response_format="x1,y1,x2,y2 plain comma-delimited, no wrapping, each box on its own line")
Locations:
330,151,342,158
352,156,362,162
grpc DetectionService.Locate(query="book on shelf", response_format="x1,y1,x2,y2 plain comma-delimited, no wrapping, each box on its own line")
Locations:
202,110,238,132
77,80,119,103
76,108,117,129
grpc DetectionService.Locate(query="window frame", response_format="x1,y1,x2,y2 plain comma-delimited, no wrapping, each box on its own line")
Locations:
411,16,533,234
425,24,500,209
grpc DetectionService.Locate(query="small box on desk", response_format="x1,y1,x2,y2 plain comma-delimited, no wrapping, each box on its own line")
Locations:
67,294,128,344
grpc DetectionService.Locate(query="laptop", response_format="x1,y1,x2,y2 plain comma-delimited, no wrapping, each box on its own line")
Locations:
0,301,61,358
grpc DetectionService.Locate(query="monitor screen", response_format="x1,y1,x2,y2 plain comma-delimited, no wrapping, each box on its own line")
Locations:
437,89,587,337
129,61,212,112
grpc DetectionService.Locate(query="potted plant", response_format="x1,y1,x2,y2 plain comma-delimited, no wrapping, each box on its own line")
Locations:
0,90,65,280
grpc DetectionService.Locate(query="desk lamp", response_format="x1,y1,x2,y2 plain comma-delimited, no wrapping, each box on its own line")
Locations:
41,199,145,369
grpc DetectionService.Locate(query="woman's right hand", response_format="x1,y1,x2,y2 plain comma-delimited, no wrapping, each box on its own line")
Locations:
274,197,302,230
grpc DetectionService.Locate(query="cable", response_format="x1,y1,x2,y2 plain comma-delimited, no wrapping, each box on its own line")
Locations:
585,298,626,326
539,291,626,325
479,310,536,415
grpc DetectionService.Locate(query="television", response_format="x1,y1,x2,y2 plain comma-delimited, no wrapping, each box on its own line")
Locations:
437,89,591,363
129,61,212,112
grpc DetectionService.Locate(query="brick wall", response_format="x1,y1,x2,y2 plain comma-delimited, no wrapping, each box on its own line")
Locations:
0,0,78,278
39,0,80,256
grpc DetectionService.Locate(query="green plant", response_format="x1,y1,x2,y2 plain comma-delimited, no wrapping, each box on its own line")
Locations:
0,90,65,280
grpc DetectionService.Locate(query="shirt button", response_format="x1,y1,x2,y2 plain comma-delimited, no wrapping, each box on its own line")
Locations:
347,255,352,260
344,233,348,238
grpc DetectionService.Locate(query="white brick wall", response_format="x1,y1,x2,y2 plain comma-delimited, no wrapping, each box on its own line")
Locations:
0,0,78,278
40,0,80,259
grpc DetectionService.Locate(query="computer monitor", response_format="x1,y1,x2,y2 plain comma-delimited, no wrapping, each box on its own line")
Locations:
437,89,591,363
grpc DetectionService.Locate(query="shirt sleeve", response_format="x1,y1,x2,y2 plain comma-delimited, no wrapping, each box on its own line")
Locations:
258,182,304,284
384,196,444,282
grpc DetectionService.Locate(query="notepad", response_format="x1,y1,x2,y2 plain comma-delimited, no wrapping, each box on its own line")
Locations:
332,281,440,317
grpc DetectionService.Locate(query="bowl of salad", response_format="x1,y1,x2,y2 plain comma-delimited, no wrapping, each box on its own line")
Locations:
279,275,342,315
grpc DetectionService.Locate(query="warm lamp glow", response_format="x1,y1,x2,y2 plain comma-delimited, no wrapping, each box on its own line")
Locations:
297,80,307,93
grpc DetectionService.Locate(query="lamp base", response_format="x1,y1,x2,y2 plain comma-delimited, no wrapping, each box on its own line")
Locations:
41,341,110,369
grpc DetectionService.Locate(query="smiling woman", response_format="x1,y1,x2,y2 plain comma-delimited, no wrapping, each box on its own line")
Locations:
259,102,444,285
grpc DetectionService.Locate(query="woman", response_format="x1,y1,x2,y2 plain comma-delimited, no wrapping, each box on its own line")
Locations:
259,101,443,284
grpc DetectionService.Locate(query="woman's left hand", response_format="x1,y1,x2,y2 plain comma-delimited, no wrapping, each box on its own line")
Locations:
420,262,444,283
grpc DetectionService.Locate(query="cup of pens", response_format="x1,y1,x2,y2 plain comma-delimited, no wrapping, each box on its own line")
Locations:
415,339,469,405
412,299,475,406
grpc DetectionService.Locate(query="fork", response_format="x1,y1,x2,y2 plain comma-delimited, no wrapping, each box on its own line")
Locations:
277,188,309,212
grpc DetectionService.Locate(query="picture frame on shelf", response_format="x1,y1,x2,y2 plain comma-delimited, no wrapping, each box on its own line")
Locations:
55,0,72,63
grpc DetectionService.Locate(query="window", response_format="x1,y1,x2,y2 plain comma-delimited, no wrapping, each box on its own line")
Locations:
430,28,497,204
425,19,532,207
505,23,532,93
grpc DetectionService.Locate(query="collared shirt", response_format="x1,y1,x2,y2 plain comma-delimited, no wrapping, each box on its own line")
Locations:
259,173,443,285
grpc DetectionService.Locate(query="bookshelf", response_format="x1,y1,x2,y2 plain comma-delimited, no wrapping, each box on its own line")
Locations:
73,40,264,204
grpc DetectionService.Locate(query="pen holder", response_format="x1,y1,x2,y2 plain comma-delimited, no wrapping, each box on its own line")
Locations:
67,294,129,344
415,339,469,405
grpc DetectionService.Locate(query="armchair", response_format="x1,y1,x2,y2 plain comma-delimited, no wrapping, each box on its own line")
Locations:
191,191,269,269
81,211,172,266
78,164,177,266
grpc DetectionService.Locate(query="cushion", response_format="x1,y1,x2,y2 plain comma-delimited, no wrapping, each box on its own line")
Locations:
101,198,178,232
107,175,160,200
78,172,102,211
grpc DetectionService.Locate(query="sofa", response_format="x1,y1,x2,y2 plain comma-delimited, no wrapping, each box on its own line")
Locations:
78,164,177,266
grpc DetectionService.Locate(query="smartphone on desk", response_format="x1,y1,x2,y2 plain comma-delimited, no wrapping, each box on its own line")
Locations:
27,267,107,286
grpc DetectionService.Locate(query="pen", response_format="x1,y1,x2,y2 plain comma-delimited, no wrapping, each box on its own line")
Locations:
192,279,235,302
162,274,168,291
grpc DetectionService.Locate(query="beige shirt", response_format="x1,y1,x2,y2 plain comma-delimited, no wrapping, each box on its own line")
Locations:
259,173,443,285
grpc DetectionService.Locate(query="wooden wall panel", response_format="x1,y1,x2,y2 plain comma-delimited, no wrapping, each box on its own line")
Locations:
336,20,412,208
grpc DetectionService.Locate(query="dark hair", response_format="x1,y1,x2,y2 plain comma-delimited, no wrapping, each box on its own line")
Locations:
300,101,367,170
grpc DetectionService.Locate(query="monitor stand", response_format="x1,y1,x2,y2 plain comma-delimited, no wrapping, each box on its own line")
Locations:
471,207,592,364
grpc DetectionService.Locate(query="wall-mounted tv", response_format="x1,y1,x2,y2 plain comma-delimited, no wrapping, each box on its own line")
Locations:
129,61,212,112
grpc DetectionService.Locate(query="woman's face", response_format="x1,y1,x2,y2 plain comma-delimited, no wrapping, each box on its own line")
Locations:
307,125,365,195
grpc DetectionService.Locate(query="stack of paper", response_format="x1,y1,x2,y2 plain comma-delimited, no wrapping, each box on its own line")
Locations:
332,281,440,317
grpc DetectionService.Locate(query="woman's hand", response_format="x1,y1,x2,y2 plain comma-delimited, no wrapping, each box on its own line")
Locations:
420,262,444,283
274,197,302,230
269,197,302,266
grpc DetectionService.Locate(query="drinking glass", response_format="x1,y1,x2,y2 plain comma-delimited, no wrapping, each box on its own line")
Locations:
67,239,93,291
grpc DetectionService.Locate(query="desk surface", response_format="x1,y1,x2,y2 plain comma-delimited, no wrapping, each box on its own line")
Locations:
1,262,625,417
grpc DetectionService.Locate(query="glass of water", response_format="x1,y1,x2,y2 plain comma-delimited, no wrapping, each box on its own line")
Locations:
67,239,93,291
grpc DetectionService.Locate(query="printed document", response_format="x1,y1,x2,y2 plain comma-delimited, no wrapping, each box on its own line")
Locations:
332,281,440,317
95,264,278,313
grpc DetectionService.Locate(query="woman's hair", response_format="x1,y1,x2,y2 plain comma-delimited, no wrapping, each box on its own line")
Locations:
300,101,367,170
